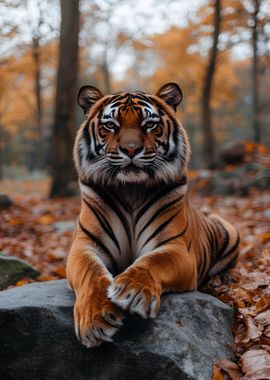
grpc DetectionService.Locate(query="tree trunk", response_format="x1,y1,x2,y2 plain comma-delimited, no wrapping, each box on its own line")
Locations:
201,0,221,169
0,123,4,180
252,0,260,143
101,59,112,94
32,35,43,169
50,0,80,198
100,49,112,94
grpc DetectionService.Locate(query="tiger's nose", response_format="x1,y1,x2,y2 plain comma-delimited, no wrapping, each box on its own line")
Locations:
119,143,143,158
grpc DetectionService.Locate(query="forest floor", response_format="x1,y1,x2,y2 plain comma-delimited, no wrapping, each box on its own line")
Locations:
0,175,270,379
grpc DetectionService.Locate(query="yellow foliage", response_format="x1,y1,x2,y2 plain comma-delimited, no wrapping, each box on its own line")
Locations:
1,40,57,141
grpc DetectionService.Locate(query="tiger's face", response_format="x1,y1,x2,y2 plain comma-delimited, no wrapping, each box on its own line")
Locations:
75,83,190,186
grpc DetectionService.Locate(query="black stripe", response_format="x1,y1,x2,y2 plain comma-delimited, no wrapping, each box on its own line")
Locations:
137,100,152,108
132,94,150,101
227,254,238,269
215,220,230,257
142,211,179,249
222,232,240,259
91,124,98,154
78,220,118,274
82,197,121,253
203,219,218,276
200,219,214,256
135,182,183,225
83,122,91,146
82,122,96,163
137,197,182,240
165,125,178,162
198,238,210,282
155,221,188,249
110,190,133,214
103,94,121,105
88,184,132,246
210,222,219,255
110,94,130,104
206,220,219,265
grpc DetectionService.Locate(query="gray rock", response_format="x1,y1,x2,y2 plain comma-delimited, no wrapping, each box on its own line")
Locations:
219,140,246,164
0,280,234,380
0,193,12,208
0,252,40,290
253,169,270,189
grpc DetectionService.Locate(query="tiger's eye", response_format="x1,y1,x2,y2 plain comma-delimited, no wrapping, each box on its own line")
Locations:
106,122,116,129
145,121,155,129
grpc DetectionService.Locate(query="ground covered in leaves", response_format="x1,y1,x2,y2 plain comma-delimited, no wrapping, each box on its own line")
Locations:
0,180,270,379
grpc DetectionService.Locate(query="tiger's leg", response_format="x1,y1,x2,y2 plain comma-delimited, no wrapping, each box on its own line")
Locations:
108,240,197,318
66,232,123,348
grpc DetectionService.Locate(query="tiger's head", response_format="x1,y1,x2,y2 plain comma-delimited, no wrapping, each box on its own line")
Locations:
74,83,190,187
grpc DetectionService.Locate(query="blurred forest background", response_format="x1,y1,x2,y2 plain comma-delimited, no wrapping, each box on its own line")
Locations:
1,1,270,376
0,0,269,197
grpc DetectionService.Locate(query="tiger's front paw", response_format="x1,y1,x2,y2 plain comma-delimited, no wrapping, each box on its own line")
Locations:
74,292,123,348
108,266,161,319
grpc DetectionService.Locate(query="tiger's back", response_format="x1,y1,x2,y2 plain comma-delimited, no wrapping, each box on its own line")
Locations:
187,206,239,285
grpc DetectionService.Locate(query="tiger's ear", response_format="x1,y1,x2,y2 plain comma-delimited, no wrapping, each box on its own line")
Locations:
156,82,183,111
77,85,104,114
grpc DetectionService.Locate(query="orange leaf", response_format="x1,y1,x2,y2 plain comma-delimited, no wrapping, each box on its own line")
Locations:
15,279,32,287
37,215,54,225
9,217,23,225
213,359,241,380
38,273,58,282
212,364,224,380
52,267,66,278
258,232,270,243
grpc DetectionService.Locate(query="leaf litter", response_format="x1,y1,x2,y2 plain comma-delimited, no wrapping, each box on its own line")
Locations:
0,184,269,378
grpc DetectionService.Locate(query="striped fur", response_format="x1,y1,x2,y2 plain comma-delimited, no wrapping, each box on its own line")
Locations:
67,83,239,348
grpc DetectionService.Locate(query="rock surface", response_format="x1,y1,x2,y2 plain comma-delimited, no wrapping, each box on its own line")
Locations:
219,140,246,164
0,280,234,380
0,252,39,290
0,193,12,209
191,164,270,196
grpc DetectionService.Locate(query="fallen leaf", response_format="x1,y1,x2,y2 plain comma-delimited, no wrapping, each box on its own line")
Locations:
240,348,270,379
212,364,224,380
242,316,262,343
254,310,270,327
259,232,270,243
52,267,66,278
15,279,33,287
37,215,54,225
213,359,241,380
9,217,24,225
38,273,58,282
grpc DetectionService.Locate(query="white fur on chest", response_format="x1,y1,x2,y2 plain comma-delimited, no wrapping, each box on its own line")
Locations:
102,206,156,272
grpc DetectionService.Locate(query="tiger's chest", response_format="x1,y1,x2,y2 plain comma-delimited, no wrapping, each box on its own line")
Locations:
80,182,186,274
101,206,157,272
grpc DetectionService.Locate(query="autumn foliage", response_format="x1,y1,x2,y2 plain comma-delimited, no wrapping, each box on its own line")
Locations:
1,0,270,378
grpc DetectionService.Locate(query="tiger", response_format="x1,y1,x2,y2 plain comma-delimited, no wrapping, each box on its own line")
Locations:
66,82,239,348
